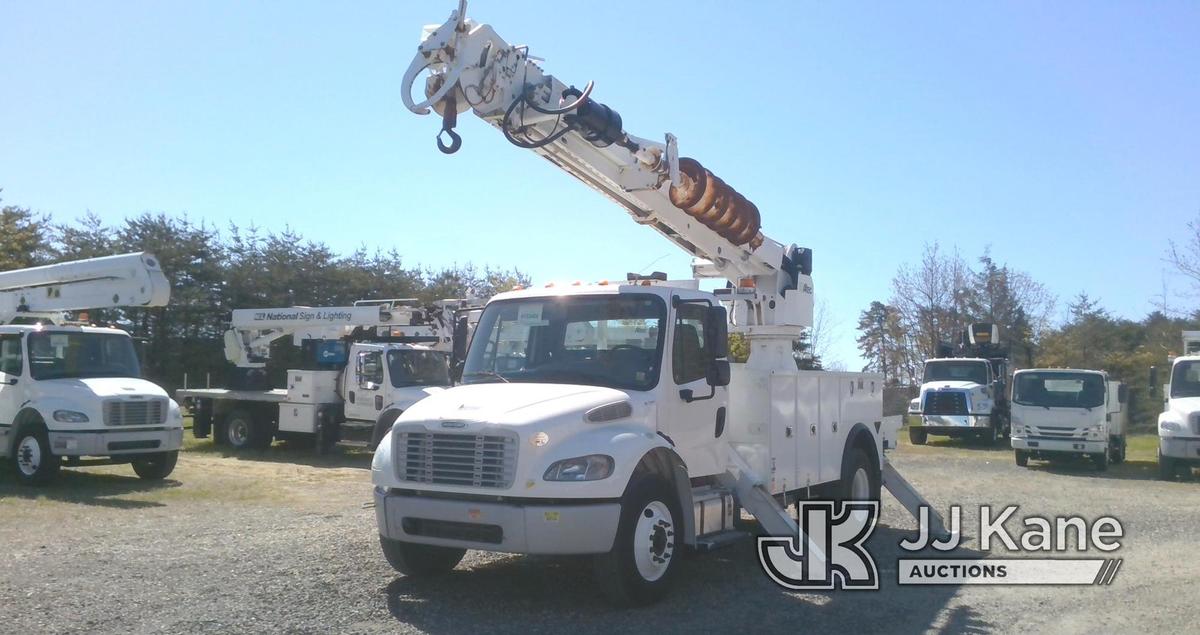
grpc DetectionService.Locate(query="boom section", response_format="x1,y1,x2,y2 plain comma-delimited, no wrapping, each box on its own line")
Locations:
0,252,170,323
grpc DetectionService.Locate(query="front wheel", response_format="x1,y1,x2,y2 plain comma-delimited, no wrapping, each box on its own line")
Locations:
12,426,61,485
908,427,928,445
594,478,682,606
131,451,178,480
1014,450,1029,467
983,423,1003,447
1158,450,1176,481
1092,451,1109,472
379,537,465,577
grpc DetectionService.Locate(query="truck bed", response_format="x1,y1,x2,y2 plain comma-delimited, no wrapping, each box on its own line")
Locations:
175,388,289,403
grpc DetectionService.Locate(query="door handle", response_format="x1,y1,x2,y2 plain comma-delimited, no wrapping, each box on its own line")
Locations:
785,426,793,438
809,424,817,436
832,421,838,433
348,391,355,404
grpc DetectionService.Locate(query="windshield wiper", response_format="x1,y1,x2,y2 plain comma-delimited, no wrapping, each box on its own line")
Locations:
463,370,510,383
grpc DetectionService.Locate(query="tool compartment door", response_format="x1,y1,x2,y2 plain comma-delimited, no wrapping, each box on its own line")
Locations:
795,374,821,488
818,375,845,484
768,374,798,494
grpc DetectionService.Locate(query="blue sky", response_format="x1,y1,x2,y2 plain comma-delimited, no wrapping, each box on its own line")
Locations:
2,1,1198,368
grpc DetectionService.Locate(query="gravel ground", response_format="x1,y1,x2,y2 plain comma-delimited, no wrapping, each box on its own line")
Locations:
1,438,1197,634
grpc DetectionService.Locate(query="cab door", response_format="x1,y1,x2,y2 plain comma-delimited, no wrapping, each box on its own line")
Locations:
0,334,27,453
344,346,385,423
660,301,727,478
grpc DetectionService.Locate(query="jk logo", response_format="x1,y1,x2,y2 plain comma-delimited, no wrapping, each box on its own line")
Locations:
758,501,880,590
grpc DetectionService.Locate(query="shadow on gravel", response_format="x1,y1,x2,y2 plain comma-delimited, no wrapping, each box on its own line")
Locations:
184,439,373,471
922,437,1011,454
382,526,988,635
0,470,179,509
1025,458,1191,482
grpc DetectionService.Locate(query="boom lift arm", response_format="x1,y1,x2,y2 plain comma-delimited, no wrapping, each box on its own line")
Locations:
0,252,170,324
223,299,467,368
401,2,814,343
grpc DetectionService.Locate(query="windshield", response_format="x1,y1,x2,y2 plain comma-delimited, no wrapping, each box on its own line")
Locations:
387,349,450,387
1013,372,1106,408
1171,360,1200,398
28,331,141,380
462,294,665,391
923,360,989,385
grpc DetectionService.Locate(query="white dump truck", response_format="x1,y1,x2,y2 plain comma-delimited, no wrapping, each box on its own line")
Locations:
907,323,1012,445
371,2,945,606
1009,368,1128,470
0,253,182,484
178,299,479,453
1156,330,1200,480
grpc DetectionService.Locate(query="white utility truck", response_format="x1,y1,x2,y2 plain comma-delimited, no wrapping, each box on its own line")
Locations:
1010,368,1128,470
0,253,182,484
907,323,1012,445
1156,330,1200,480
178,299,477,453
371,2,945,606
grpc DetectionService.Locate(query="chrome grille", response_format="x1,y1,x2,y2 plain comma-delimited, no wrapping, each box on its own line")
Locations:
103,399,167,426
394,429,518,489
1030,425,1080,439
923,391,968,416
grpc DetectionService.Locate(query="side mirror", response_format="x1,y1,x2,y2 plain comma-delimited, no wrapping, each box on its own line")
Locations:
706,359,731,387
1149,366,1158,392
1118,384,1129,405
705,305,729,359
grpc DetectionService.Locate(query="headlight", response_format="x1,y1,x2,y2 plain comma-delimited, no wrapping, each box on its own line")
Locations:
1085,425,1103,439
53,410,90,423
908,399,921,414
543,455,614,481
1161,421,1181,433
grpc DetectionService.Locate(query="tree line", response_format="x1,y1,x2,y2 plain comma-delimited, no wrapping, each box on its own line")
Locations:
857,214,1200,427
0,193,528,391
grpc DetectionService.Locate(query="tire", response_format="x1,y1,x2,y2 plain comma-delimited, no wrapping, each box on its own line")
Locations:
370,410,403,451
1110,438,1126,465
908,427,927,445
1158,449,1176,481
131,451,178,480
593,477,683,606
11,425,62,485
835,446,881,504
1014,450,1029,467
984,423,1003,447
1092,451,1108,472
379,536,465,577
224,409,270,450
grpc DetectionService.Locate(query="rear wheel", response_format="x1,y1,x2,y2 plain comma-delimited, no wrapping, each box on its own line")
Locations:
908,427,927,445
983,423,1003,447
379,537,465,577
1110,438,1126,465
1014,450,1029,467
594,477,682,606
131,451,178,480
836,446,881,503
225,409,270,450
370,410,403,451
12,425,61,485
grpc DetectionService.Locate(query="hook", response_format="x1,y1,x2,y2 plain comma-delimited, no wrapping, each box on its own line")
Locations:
436,94,461,154
437,127,462,154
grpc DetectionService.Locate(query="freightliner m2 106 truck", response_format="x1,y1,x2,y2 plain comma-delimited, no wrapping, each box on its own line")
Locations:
370,2,946,606
0,253,182,484
1157,330,1200,480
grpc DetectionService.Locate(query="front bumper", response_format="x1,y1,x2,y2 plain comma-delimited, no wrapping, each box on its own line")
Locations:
1011,436,1105,454
915,414,992,433
1160,436,1200,462
375,488,621,555
49,427,184,457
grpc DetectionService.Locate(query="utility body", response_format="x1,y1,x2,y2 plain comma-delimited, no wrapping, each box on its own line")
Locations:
908,323,1012,445
1010,368,1128,470
0,253,182,484
372,2,945,605
178,299,479,453
1156,330,1200,480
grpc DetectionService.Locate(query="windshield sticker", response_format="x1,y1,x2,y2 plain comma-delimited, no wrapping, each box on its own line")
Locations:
516,303,547,326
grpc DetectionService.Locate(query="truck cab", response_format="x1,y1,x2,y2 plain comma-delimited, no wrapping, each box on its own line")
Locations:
1158,351,1200,480
1010,368,1127,470
908,356,1008,445
371,282,885,604
0,324,184,484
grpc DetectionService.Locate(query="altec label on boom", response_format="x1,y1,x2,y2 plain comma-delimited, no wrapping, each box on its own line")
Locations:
759,504,1124,590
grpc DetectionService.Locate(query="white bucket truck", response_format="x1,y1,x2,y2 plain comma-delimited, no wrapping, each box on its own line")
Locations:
1010,368,1127,470
372,2,946,606
907,323,1012,446
0,253,182,484
178,299,478,453
1156,330,1200,480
